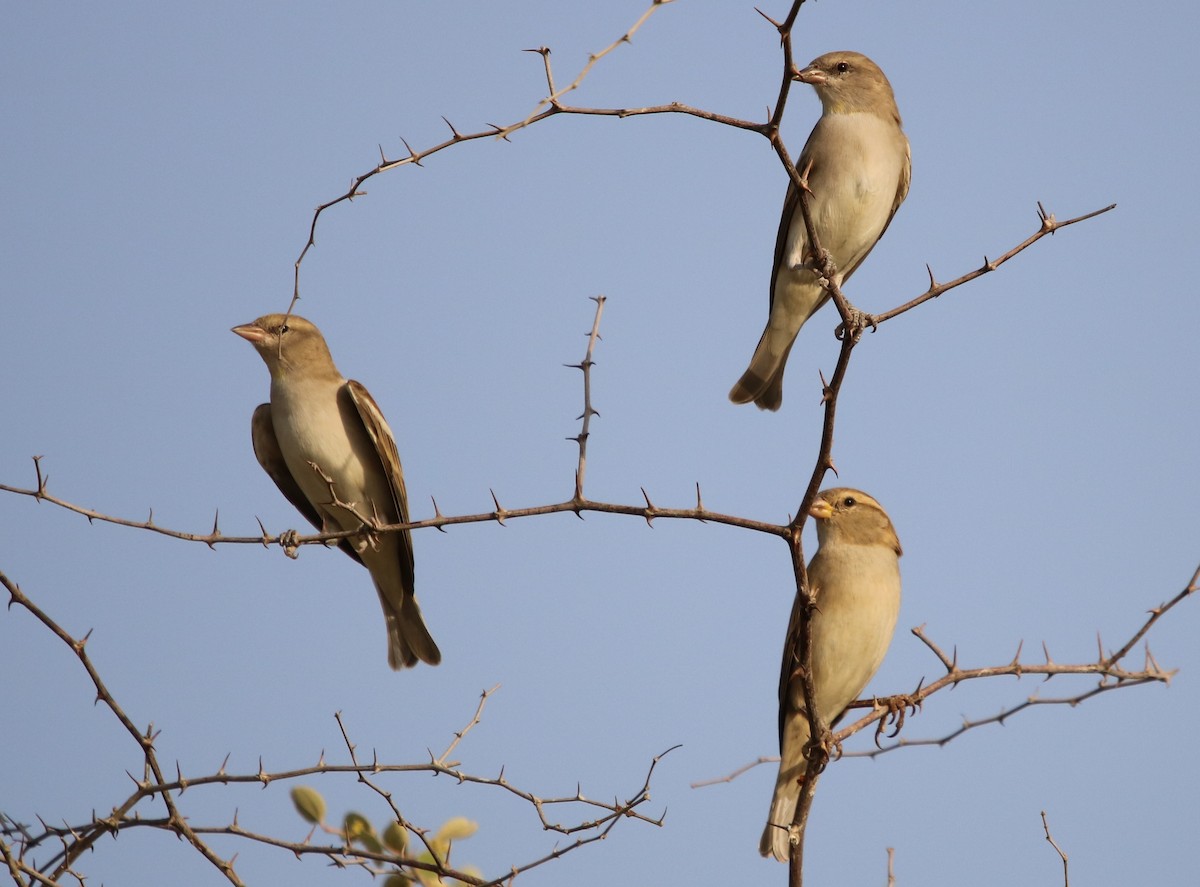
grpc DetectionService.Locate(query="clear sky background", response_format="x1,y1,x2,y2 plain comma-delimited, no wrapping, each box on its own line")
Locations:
3,2,1198,885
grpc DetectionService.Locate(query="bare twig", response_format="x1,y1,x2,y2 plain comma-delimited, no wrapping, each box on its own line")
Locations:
1041,811,1070,887
0,572,672,885
568,295,606,501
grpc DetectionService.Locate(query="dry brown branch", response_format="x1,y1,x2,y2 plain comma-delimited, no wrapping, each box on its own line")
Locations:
568,295,606,500
0,4,1152,887
694,563,1185,792
0,570,246,887
0,570,671,885
1041,811,1070,887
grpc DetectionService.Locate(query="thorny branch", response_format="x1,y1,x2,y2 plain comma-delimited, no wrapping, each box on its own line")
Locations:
0,570,670,886
0,3,1154,887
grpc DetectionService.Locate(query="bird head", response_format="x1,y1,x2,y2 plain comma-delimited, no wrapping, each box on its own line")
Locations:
794,51,900,120
809,487,902,556
231,313,336,380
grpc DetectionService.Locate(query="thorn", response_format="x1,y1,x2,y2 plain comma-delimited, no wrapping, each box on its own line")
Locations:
490,489,507,525
925,263,937,289
378,143,387,164
797,157,815,194
487,123,512,142
255,516,272,549
1011,639,1024,667
695,482,705,514
1096,631,1106,662
1041,640,1054,664
522,46,551,58
147,507,155,526
754,6,783,29
818,368,833,405
400,136,422,166
33,455,48,498
640,487,656,526
441,116,462,139
430,496,448,532
208,509,220,549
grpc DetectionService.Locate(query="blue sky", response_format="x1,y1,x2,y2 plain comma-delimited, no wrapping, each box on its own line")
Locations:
3,2,1198,885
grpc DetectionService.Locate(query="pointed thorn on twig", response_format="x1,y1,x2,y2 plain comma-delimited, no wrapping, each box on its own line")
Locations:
208,509,220,548
1042,640,1054,665
641,487,656,526
399,136,423,166
441,116,462,139
1011,639,1024,667
255,516,272,549
754,6,783,29
429,496,448,532
490,489,507,525
925,263,937,289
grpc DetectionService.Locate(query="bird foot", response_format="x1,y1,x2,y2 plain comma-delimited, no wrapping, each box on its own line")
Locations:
872,693,922,745
802,726,840,773
835,309,878,342
280,529,302,559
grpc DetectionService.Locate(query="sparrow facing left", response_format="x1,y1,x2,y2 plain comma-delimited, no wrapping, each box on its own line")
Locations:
730,51,911,410
233,314,441,670
761,487,902,861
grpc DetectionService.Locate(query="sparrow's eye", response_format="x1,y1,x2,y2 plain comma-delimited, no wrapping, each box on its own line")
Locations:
842,496,857,507
836,61,850,73
279,324,290,334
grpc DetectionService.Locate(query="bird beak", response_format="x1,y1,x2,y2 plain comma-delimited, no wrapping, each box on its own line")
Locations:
794,64,825,86
808,499,833,520
231,323,265,344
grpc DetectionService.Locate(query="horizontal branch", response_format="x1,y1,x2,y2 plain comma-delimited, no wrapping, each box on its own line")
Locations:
0,462,790,555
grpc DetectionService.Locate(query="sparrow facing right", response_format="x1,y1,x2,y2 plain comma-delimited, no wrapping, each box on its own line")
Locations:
233,314,441,670
761,488,902,861
730,51,911,410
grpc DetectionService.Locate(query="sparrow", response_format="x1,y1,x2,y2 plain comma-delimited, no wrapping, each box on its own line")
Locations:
232,314,441,670
761,488,902,861
730,51,911,410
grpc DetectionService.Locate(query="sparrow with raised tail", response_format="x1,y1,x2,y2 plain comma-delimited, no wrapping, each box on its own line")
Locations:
233,314,441,670
761,488,902,861
730,51,911,410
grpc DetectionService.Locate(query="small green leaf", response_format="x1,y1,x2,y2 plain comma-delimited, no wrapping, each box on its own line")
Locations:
289,786,326,825
383,821,408,854
434,816,478,842
343,811,382,852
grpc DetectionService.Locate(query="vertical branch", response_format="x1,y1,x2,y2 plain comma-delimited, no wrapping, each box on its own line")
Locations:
1041,811,1070,887
569,296,606,501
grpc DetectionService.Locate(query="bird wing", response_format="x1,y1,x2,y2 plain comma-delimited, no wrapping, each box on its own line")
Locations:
250,402,363,565
875,135,911,250
767,178,806,318
343,380,415,586
775,582,810,747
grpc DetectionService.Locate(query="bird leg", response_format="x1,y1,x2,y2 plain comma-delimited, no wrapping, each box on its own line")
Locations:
801,721,838,773
835,308,878,342
279,529,302,559
872,692,923,746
